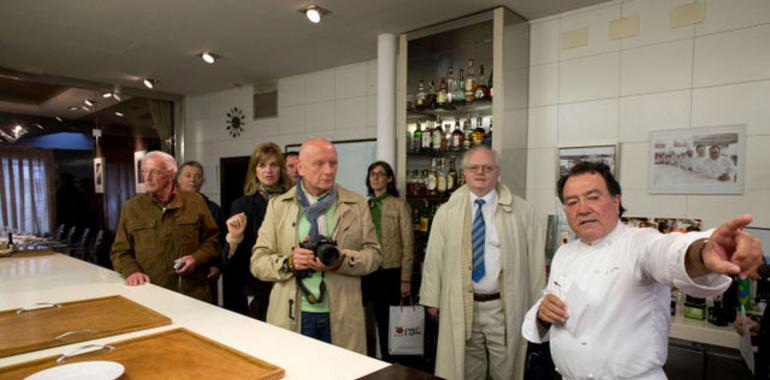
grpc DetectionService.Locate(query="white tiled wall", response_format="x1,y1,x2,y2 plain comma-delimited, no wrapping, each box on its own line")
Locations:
184,60,377,204
526,0,770,229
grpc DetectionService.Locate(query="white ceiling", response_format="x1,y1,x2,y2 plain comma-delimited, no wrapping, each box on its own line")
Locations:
0,0,608,95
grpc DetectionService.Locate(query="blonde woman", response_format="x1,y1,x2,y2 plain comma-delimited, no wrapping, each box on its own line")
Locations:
224,143,292,319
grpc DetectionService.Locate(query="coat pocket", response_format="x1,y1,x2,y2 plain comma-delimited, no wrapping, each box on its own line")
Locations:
128,221,155,250
176,217,199,255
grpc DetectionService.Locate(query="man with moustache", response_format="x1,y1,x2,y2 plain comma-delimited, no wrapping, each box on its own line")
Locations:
111,151,220,301
420,146,545,380
522,161,764,379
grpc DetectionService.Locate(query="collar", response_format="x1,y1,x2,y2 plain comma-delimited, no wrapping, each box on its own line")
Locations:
371,192,389,202
151,185,176,206
578,219,625,248
469,189,496,208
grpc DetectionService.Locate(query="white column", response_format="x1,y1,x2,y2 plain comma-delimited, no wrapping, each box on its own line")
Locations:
376,33,397,166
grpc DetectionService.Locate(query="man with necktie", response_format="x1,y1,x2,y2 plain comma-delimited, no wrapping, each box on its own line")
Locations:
420,146,546,380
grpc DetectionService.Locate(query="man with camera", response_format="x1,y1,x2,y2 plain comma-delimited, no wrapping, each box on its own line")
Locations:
251,138,381,354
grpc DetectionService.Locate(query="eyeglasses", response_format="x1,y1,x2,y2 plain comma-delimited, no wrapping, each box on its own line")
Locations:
463,165,498,174
369,171,389,178
141,169,169,178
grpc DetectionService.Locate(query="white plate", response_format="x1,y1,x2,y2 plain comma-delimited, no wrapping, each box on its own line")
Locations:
24,361,124,380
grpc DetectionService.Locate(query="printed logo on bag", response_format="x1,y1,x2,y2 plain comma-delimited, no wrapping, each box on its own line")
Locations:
393,325,422,337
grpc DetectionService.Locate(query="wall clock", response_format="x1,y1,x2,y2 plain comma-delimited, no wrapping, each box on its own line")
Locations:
226,107,245,138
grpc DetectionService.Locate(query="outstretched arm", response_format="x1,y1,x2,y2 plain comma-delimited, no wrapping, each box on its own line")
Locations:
686,214,763,280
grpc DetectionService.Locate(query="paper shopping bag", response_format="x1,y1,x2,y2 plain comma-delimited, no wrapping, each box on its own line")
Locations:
388,303,425,355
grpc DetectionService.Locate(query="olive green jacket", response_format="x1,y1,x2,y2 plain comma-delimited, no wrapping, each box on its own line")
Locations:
110,190,220,302
378,196,415,282
251,184,381,354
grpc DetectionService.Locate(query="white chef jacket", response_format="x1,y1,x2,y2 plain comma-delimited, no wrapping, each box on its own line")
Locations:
522,222,730,380
701,156,737,181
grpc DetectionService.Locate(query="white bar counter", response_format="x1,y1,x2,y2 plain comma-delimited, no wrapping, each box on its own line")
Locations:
0,253,389,379
669,314,740,349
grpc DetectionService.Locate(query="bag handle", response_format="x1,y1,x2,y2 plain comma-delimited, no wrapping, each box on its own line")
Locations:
399,294,417,312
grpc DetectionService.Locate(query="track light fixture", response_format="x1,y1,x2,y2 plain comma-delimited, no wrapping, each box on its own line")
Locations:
115,111,124,117
142,78,157,89
102,91,113,98
302,5,328,24
84,99,95,107
201,52,218,64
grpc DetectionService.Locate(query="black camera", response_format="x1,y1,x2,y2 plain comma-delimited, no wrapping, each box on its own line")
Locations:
296,236,340,278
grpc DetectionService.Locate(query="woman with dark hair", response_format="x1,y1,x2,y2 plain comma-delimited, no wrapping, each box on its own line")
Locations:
363,160,414,362
223,142,293,320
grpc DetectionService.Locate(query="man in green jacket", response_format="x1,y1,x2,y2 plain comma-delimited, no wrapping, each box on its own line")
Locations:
111,151,220,302
251,138,381,354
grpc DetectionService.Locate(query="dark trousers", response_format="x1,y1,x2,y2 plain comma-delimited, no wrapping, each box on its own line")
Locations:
362,267,403,362
223,267,272,321
301,311,332,343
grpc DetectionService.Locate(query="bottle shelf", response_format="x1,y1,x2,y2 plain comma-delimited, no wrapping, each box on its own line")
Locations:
407,194,452,201
407,98,492,120
407,148,469,158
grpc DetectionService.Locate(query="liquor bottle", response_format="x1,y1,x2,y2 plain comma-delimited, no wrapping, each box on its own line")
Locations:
451,119,464,151
437,158,447,195
446,66,456,104
419,199,430,233
426,159,438,196
415,79,426,109
444,123,453,152
421,120,433,152
406,128,413,153
472,116,486,145
454,69,466,105
483,119,493,147
464,59,476,102
432,121,444,152
486,68,493,99
448,157,458,192
412,201,422,231
436,76,448,107
474,64,488,100
463,115,473,150
426,81,437,109
412,120,423,153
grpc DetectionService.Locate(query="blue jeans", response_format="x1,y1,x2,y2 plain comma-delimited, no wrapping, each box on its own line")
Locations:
301,311,331,343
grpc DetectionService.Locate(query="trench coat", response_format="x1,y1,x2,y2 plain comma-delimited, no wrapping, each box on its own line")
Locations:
419,184,546,380
251,184,381,354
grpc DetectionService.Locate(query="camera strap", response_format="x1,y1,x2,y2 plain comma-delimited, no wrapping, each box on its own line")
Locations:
296,272,327,304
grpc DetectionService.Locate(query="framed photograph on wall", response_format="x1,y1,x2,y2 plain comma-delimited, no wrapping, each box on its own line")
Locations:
134,150,146,193
558,144,618,179
648,125,745,194
93,157,105,194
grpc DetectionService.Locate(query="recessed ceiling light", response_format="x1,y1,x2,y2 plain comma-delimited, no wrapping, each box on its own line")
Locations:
81,106,91,112
102,91,113,98
113,93,122,101
201,52,217,64
68,106,79,111
115,111,124,117
84,99,95,107
55,116,63,122
33,123,44,130
302,5,327,24
142,78,157,89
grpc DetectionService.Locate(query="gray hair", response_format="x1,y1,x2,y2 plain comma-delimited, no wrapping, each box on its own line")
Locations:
461,146,500,169
144,150,178,175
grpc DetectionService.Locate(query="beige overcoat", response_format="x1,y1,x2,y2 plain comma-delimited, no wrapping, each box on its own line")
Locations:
251,184,381,354
419,184,546,380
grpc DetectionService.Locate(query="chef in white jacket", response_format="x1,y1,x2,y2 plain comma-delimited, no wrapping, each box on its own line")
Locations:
522,161,763,380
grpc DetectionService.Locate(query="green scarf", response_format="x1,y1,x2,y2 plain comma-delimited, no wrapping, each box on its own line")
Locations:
258,183,285,200
368,193,389,241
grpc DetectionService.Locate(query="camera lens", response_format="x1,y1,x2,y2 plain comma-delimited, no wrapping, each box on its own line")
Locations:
316,243,340,266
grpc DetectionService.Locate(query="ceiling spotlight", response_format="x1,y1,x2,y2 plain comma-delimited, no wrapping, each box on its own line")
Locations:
68,106,79,111
33,123,44,130
55,116,63,122
142,78,157,89
113,93,122,101
81,106,91,112
115,111,124,117
303,5,327,24
102,91,113,99
84,99,95,107
201,52,217,64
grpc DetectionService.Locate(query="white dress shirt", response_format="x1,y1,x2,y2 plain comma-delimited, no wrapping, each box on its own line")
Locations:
701,156,737,181
469,190,500,294
522,222,730,380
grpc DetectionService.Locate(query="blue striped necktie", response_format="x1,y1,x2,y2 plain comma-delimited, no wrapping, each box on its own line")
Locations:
471,199,486,282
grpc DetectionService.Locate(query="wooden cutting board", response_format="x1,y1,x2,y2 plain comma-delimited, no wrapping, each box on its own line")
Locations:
0,328,285,380
0,295,171,358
